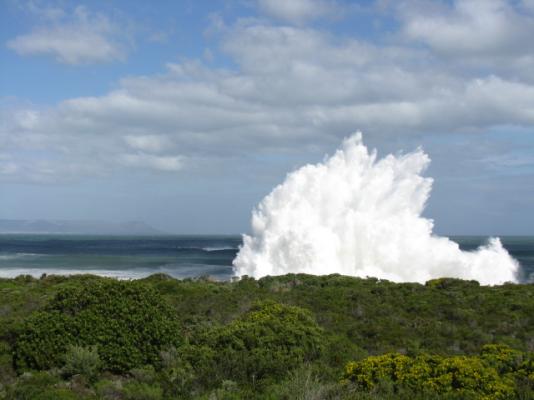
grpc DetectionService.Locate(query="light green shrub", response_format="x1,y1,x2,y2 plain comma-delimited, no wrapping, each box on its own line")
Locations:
62,345,100,379
123,381,163,400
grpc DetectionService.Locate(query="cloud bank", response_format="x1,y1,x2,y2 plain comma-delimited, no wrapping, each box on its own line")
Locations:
2,0,534,185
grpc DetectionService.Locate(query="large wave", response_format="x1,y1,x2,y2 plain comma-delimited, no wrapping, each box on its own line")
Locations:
233,133,519,285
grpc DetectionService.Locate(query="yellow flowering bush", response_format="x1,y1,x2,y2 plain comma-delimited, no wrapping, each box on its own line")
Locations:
342,347,528,399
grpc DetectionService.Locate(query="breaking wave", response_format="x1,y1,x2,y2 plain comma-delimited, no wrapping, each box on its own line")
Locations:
233,133,519,285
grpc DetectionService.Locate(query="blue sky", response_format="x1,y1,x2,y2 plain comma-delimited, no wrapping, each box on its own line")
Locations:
1,0,534,234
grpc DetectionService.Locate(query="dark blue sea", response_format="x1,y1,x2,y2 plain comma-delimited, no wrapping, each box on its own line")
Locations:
0,235,533,283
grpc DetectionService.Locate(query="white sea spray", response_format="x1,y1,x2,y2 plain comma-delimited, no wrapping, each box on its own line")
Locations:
233,133,519,285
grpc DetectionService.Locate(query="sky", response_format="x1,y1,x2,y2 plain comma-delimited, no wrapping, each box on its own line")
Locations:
1,0,534,235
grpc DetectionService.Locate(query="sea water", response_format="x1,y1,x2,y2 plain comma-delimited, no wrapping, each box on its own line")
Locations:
0,235,240,280
0,234,532,283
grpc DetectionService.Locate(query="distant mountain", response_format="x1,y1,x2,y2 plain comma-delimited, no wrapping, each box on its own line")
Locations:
0,219,164,235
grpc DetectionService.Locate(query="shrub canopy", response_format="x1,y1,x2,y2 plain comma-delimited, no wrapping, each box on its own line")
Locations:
343,344,534,399
188,301,324,387
14,280,182,373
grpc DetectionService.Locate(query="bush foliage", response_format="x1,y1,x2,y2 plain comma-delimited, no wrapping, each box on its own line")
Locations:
0,273,532,399
342,346,533,399
62,345,101,380
189,301,324,387
13,280,182,373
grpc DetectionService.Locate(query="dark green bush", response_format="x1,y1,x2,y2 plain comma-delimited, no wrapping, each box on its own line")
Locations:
14,280,182,373
425,278,480,289
190,301,324,388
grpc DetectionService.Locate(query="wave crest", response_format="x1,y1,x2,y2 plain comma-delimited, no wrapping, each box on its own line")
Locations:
233,133,519,285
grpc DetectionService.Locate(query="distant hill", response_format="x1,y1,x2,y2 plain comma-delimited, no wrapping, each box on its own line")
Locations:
0,219,164,235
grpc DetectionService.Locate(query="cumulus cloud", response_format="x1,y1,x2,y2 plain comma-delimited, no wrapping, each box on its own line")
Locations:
399,0,534,57
7,5,129,64
2,5,534,183
392,0,534,83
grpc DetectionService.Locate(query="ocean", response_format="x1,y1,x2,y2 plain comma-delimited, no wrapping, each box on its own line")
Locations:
0,234,533,283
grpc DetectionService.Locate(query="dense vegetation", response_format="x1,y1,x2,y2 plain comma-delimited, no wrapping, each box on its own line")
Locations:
343,344,534,399
0,273,532,399
14,280,182,373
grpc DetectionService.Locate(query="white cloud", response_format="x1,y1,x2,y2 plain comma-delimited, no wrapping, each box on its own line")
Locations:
399,0,534,57
2,11,534,183
257,0,337,24
7,5,129,64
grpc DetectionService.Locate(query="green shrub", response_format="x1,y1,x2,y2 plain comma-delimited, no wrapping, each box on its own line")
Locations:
425,278,480,289
480,344,524,373
62,345,100,380
2,273,534,398
264,365,337,400
13,311,73,371
0,341,15,385
123,381,163,400
14,280,182,373
4,371,77,400
158,346,197,398
129,365,157,384
29,388,80,400
94,379,123,399
207,380,242,400
192,301,324,388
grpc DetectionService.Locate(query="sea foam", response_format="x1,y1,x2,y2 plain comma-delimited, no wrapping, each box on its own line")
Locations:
233,133,519,285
